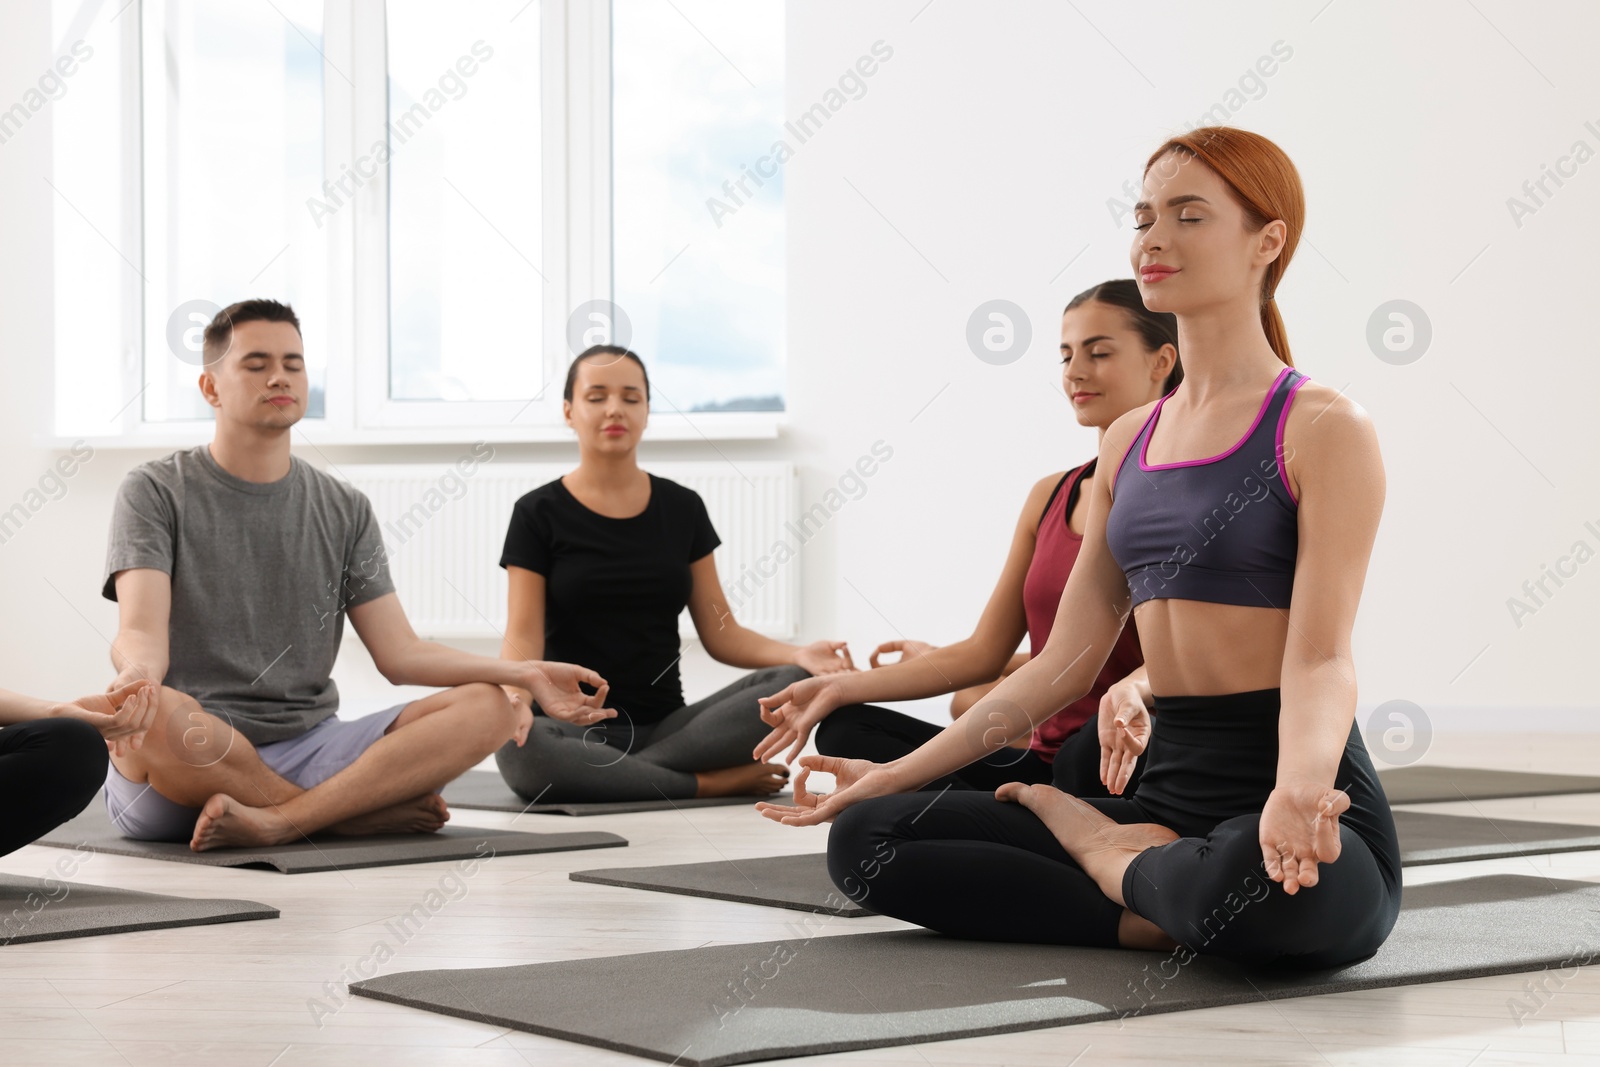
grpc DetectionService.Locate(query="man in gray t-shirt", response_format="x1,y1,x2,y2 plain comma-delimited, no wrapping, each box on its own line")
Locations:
105,444,394,746
103,299,617,849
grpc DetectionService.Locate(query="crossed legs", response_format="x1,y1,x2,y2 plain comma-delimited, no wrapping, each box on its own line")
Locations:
110,683,520,851
829,783,1399,966
494,665,802,804
826,787,1177,951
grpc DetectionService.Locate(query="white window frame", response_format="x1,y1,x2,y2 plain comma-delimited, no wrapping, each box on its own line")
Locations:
46,0,781,448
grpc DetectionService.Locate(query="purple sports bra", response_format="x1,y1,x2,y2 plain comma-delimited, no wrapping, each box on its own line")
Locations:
1105,365,1309,609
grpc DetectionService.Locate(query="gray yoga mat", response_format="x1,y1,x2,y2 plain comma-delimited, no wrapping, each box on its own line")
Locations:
1379,765,1600,804
352,874,1600,1066
442,770,789,816
567,814,1600,918
571,853,870,917
36,799,626,874
1397,810,1600,866
0,874,276,945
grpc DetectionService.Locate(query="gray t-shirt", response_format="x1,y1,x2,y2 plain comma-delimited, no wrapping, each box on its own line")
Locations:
102,445,396,745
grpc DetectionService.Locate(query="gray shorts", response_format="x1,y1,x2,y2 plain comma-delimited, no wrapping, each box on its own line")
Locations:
103,703,409,842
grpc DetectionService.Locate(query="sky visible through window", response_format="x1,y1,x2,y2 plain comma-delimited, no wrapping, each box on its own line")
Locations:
388,0,542,403
143,0,326,422
612,0,786,413
139,1,784,421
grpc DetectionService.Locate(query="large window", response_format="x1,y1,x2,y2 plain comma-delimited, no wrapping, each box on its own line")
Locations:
140,0,328,422
613,0,785,414
386,2,542,404
50,0,785,443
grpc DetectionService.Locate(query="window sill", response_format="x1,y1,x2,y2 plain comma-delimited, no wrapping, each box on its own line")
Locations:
36,412,785,450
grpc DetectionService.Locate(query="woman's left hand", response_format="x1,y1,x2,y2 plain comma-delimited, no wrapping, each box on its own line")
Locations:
1258,774,1350,894
53,680,159,758
794,640,856,676
868,639,936,667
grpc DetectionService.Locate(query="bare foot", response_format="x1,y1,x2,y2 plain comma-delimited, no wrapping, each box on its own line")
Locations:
329,794,450,837
996,783,1178,906
695,762,789,798
1119,909,1179,951
190,794,300,851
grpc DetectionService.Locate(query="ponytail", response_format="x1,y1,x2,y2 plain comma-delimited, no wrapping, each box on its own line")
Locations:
1262,296,1293,368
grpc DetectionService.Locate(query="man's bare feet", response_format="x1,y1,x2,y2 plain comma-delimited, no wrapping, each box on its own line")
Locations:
329,794,450,837
191,793,452,851
996,783,1178,906
695,762,789,798
190,794,300,851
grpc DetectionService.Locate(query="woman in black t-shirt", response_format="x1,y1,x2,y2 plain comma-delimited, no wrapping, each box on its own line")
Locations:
494,346,856,803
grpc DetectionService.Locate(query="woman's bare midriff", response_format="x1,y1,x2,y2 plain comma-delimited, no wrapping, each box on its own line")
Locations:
1133,598,1288,696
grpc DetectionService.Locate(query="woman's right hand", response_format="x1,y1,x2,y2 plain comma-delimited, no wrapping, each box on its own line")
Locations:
753,675,846,764
754,754,896,826
1097,679,1152,795
521,661,617,727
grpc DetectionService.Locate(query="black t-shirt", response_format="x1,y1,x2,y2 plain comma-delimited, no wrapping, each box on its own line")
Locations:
499,474,721,724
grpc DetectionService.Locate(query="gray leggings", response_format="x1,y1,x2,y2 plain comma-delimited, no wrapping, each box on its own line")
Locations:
493,664,810,803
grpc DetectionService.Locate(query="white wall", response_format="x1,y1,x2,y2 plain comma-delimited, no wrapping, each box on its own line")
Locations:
2,1,1596,735
779,0,1600,731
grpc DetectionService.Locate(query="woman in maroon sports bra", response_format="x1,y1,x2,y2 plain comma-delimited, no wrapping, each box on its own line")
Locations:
755,279,1179,801
756,126,1402,970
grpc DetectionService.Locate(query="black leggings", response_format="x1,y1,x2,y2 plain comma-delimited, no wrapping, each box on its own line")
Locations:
0,718,107,859
826,689,1402,969
815,702,1143,797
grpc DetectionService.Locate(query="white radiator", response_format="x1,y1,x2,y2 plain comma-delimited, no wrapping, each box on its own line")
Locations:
336,460,800,641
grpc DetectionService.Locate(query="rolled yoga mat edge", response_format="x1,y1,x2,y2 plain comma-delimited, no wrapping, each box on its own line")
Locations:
350,874,1600,1067
0,874,277,945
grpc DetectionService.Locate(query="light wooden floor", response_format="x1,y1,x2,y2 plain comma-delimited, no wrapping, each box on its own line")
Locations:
7,732,1600,1067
